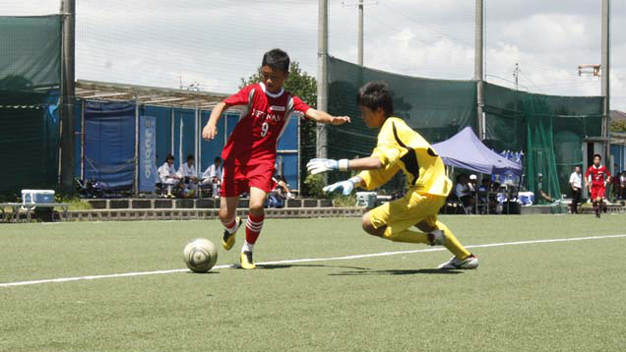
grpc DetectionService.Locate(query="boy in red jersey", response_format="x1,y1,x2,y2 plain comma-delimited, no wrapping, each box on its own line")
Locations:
202,49,350,269
585,154,611,218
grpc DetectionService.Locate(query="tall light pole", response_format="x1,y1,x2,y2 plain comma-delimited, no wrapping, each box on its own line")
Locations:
317,0,329,159
601,0,611,163
358,0,363,66
475,0,485,139
60,0,75,192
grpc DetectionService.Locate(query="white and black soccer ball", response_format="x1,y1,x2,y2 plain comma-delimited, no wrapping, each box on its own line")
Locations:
183,238,218,273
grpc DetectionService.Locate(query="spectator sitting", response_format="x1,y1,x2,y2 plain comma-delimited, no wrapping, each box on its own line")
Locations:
202,157,222,198
536,173,553,203
159,154,182,198
468,174,478,193
266,175,293,208
610,165,621,201
178,154,199,198
455,173,474,213
615,170,626,199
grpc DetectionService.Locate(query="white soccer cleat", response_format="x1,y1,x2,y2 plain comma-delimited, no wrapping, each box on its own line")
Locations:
438,254,479,269
427,230,447,246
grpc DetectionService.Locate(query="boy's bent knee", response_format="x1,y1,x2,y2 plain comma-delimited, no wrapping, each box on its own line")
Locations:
362,213,384,237
218,209,234,222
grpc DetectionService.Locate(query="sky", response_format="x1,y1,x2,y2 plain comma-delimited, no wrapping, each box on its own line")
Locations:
3,0,626,110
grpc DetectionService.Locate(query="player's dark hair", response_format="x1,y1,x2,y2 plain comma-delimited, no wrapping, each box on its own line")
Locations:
262,48,290,73
593,154,602,160
356,81,394,116
214,157,222,163
166,154,174,162
187,154,194,161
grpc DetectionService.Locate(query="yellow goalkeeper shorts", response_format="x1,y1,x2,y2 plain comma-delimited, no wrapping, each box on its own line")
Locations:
368,191,446,238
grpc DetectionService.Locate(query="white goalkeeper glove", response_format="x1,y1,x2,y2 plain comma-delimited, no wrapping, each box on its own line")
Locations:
306,158,349,175
323,176,362,196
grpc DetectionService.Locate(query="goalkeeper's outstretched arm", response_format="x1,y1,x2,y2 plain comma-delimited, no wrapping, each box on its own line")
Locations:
344,156,383,171
306,156,383,175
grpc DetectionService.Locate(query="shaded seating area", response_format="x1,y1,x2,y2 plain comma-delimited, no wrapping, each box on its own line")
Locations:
433,127,523,214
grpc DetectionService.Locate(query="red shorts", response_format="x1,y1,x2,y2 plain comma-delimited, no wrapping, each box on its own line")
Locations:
590,185,606,199
220,162,276,197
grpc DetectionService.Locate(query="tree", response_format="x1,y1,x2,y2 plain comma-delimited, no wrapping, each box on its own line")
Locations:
611,120,626,133
240,61,318,196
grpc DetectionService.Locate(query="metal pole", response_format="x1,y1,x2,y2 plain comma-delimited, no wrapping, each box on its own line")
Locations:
60,0,75,192
80,99,85,180
134,96,139,196
317,0,329,159
194,98,199,176
297,116,301,193
358,0,364,66
601,0,611,160
170,108,175,156
475,0,485,140
198,108,203,174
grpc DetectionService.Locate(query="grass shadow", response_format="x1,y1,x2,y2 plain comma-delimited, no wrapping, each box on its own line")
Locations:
329,268,463,276
257,264,369,271
185,271,220,275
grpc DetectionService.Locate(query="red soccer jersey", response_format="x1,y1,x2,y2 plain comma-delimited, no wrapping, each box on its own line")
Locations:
221,83,310,165
585,165,611,186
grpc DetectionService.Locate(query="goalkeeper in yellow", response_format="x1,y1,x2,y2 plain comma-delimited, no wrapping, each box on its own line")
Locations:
307,81,478,269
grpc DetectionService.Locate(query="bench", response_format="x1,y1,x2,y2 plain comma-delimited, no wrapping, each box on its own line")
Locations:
0,202,70,222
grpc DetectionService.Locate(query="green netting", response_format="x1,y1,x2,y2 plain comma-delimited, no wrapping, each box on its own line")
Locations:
326,56,477,157
326,58,603,201
0,91,60,196
484,83,603,201
0,15,61,90
0,15,62,197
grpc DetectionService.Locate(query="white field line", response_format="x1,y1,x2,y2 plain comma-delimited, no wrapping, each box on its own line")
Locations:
2,234,626,288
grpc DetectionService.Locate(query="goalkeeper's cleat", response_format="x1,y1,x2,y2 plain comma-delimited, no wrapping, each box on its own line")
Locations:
222,217,242,251
427,230,447,246
438,254,479,270
240,251,256,270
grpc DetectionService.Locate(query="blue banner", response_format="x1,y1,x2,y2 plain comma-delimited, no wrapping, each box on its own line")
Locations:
139,115,157,192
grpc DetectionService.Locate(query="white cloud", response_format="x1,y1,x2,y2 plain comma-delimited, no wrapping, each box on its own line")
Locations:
2,0,626,110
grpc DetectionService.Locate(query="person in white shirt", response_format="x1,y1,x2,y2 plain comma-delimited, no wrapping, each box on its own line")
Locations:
202,157,222,198
158,154,181,197
455,173,474,213
178,154,199,196
569,166,582,214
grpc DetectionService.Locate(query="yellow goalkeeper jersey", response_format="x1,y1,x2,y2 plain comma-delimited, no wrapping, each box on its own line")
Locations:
358,117,452,196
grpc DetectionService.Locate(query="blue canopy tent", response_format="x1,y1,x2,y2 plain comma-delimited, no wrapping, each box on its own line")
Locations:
432,127,523,175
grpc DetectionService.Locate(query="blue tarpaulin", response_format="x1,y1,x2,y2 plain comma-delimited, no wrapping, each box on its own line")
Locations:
76,100,302,192
84,101,135,189
432,127,522,175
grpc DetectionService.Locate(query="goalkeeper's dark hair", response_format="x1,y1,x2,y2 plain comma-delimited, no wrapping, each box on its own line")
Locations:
262,48,290,73
593,154,602,160
356,81,394,116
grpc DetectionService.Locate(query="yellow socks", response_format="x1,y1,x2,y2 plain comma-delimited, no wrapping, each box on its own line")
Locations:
435,221,471,260
380,220,471,260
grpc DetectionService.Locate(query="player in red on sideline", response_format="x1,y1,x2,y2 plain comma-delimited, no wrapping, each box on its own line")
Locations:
585,154,611,218
202,48,351,269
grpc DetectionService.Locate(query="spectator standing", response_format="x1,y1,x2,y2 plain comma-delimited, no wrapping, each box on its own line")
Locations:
569,166,582,214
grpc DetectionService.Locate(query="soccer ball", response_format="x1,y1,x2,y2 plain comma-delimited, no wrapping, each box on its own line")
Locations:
183,238,218,273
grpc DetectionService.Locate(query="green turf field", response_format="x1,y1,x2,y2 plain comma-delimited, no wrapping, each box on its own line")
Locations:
1,214,626,352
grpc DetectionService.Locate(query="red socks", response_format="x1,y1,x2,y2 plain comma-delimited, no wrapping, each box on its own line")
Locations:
221,217,238,234
245,213,264,245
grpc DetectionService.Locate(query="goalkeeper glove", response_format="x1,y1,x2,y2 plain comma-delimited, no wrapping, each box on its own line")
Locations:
307,158,349,175
323,176,362,196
